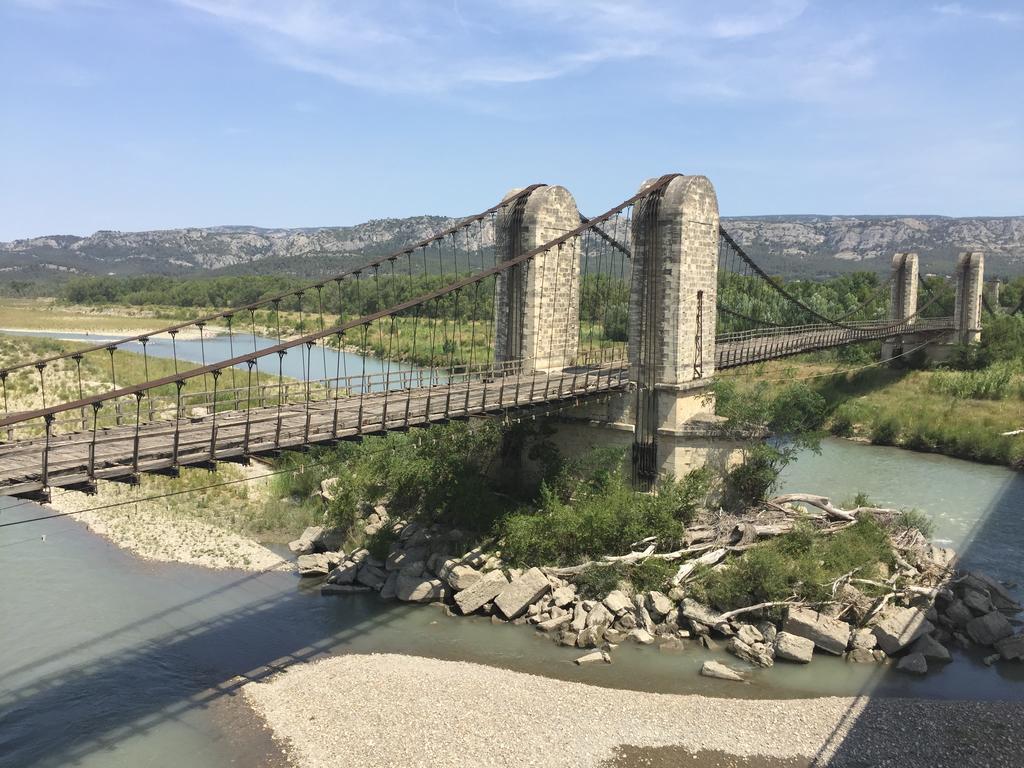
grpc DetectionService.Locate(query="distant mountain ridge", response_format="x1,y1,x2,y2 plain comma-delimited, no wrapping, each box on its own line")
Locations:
2,213,1022,281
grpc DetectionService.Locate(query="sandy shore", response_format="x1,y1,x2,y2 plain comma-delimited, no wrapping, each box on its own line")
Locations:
47,465,292,572
242,653,1024,768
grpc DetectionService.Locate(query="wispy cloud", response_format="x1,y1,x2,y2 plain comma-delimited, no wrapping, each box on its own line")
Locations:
932,3,1023,25
170,0,864,99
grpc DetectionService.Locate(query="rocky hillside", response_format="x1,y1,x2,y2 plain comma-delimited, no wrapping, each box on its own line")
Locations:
2,214,1021,281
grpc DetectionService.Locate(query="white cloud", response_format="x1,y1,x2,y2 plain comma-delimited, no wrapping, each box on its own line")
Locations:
932,3,1022,25
170,0,853,97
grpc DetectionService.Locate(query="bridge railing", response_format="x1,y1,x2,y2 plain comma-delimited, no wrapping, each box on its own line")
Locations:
0,185,549,430
0,177,668,494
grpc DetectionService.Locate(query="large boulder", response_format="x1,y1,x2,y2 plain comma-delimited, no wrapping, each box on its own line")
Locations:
728,637,774,668
783,607,851,655
911,633,952,663
288,525,325,555
585,602,613,629
871,606,933,655
535,613,573,632
454,569,509,614
444,564,482,592
326,560,359,585
944,600,974,627
646,591,674,620
386,545,428,572
495,567,551,620
700,660,744,681
297,552,341,577
963,572,1022,613
356,563,388,590
551,585,576,608
966,611,1015,647
603,590,632,615
396,573,443,603
774,631,814,663
577,624,606,648
736,624,764,647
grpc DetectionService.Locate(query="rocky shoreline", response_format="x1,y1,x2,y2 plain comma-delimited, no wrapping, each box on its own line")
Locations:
289,485,1024,680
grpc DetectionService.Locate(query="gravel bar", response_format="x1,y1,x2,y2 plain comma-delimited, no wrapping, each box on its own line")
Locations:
241,653,1024,768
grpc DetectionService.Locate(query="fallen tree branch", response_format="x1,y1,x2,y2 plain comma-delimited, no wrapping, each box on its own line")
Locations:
713,597,801,623
672,547,728,585
768,493,900,523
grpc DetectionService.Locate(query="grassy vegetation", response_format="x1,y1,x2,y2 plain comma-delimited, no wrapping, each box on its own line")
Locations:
690,517,894,612
720,344,1024,468
0,298,188,333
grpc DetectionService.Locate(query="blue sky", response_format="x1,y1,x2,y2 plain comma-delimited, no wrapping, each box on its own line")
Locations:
1,0,1022,240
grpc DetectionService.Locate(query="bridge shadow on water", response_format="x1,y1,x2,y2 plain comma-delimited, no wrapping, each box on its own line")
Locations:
0,524,415,767
803,460,1024,767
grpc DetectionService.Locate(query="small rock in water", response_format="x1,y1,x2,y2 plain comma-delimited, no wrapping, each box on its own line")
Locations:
774,631,814,664
629,629,656,645
575,650,611,665
700,660,744,681
896,652,928,675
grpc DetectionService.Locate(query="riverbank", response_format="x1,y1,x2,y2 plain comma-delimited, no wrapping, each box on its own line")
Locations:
47,463,294,571
720,358,1024,468
242,652,1024,768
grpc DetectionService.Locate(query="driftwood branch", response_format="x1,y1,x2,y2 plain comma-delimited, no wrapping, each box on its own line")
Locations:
768,493,900,523
713,598,801,623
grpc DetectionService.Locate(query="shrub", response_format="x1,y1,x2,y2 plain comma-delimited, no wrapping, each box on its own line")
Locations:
870,417,901,446
698,518,893,612
830,411,855,437
725,443,784,509
366,525,398,561
894,509,936,539
575,564,622,599
629,557,676,593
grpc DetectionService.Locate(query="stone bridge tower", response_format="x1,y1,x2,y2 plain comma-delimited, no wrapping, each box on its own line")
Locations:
494,186,580,373
881,252,918,360
954,251,984,345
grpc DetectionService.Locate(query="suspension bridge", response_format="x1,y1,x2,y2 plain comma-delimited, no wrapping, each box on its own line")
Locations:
0,174,984,498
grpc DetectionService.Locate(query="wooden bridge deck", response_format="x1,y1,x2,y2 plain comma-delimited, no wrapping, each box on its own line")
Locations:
0,367,628,498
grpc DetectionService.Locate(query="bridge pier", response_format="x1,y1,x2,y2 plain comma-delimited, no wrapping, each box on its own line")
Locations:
881,252,919,361
494,185,581,374
954,251,984,345
548,175,743,487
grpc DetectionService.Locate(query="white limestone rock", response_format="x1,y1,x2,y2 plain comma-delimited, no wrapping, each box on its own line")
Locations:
774,631,814,663
646,591,674,620
396,573,443,603
453,569,509,614
872,606,934,655
494,567,551,620
700,660,744,681
603,590,632,615
783,607,851,656
288,525,325,555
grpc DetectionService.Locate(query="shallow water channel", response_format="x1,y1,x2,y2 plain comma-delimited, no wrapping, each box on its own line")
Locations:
1,331,1023,766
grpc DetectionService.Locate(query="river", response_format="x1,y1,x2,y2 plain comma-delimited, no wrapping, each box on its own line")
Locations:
1,331,1022,766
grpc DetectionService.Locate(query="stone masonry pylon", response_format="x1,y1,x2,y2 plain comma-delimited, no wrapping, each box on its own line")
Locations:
954,251,984,345
493,186,581,373
629,175,720,486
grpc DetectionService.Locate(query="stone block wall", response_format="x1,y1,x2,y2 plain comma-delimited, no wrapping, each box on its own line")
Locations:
494,186,580,373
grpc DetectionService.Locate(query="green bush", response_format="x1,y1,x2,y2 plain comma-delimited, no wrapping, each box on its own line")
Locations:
928,365,1014,400
829,411,855,437
725,443,784,509
698,518,893,612
366,525,398,561
894,509,936,539
575,564,622,599
870,417,901,446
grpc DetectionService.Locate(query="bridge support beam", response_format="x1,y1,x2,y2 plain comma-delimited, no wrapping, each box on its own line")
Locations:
881,252,918,361
626,175,738,486
954,251,984,345
493,185,580,374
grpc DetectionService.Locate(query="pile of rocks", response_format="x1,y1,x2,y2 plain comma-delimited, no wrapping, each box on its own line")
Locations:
294,501,1023,678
